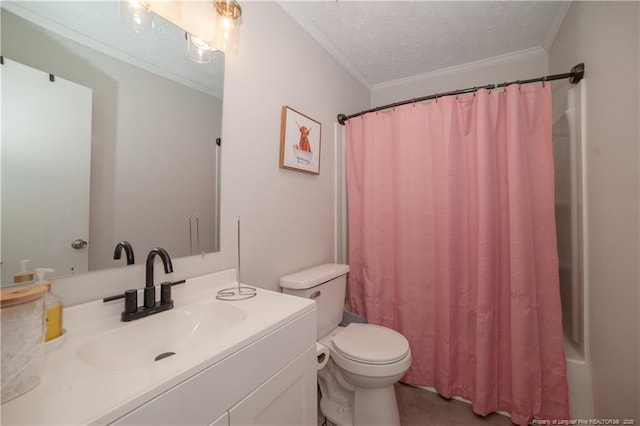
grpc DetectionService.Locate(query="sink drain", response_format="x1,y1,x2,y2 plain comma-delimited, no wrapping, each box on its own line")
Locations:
155,352,176,362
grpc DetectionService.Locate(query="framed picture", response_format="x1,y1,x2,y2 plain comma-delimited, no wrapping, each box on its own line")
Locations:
279,106,322,175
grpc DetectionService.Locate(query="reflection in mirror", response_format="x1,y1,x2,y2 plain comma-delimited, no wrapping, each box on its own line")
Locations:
0,1,224,285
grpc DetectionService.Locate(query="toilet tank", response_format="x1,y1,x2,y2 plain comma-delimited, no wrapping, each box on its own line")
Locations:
280,264,350,339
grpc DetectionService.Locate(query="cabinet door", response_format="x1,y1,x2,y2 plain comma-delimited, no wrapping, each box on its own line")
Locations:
229,346,316,426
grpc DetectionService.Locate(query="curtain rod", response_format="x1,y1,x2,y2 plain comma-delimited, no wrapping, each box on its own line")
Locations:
337,63,585,125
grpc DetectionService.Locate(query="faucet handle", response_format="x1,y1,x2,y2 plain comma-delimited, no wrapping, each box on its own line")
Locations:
124,289,138,314
144,286,155,309
160,282,172,305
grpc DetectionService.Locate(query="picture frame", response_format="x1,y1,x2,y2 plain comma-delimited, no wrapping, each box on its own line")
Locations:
279,105,322,175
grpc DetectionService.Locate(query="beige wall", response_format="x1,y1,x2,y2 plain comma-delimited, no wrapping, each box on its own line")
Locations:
550,1,640,420
50,1,369,304
220,2,369,291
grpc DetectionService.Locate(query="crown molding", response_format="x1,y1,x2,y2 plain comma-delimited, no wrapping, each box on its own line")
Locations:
372,46,548,92
278,1,372,91
280,2,566,93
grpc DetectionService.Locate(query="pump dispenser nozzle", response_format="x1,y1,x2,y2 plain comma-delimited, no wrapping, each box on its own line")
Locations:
34,268,55,283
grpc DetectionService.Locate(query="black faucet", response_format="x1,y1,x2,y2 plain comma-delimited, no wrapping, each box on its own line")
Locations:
144,247,173,308
113,241,135,265
120,247,174,322
146,247,173,287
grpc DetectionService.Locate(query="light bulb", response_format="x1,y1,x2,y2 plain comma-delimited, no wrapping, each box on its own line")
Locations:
213,0,241,53
220,16,233,30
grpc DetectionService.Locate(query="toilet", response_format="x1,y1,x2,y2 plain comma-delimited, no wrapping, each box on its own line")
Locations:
280,264,411,426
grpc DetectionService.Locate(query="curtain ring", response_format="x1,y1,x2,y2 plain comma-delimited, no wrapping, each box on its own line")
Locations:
435,93,438,103
375,106,379,115
473,87,477,97
392,102,396,111
517,80,522,91
488,84,493,95
360,111,364,119
542,76,547,87
456,90,460,99
412,98,416,107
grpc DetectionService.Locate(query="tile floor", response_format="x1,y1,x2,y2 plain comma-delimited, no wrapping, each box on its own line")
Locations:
318,383,515,426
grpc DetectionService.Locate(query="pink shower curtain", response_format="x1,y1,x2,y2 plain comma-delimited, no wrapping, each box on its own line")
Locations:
346,84,569,425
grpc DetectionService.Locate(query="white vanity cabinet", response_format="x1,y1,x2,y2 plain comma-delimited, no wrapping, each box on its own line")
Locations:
228,346,316,425
111,309,317,426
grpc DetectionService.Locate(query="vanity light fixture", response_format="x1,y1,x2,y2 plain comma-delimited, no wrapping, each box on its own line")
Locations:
120,0,242,56
186,33,217,64
118,0,154,33
212,0,242,54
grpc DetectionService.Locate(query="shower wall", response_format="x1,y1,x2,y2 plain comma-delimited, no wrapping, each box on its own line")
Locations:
553,80,593,420
549,2,639,420
553,86,585,358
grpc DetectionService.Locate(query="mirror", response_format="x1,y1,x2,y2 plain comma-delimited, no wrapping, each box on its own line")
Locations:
0,1,224,284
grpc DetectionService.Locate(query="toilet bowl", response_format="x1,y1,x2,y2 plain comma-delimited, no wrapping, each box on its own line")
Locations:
280,264,411,426
318,325,411,426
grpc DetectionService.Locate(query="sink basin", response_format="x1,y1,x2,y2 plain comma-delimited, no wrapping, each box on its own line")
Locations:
76,301,246,371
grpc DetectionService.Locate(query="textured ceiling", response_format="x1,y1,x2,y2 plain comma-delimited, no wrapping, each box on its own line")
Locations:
282,1,570,88
2,1,224,98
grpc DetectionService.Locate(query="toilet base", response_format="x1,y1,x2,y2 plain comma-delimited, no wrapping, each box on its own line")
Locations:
319,383,401,426
318,358,402,426
320,394,353,426
354,385,400,426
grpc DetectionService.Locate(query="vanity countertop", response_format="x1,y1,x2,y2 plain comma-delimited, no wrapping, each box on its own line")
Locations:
1,269,315,425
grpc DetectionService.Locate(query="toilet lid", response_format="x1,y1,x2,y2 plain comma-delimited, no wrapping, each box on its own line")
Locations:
332,323,410,365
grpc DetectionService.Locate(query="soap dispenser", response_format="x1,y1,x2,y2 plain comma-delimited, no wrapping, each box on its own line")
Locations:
14,259,34,283
35,268,63,342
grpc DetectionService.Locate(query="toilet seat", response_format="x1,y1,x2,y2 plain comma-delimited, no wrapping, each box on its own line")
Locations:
319,324,412,379
332,323,410,365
